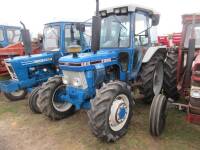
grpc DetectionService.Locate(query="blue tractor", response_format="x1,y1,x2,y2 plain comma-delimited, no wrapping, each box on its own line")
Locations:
0,21,91,113
38,3,166,142
0,25,21,48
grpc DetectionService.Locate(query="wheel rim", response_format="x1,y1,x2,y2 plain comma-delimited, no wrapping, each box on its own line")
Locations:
11,90,25,97
153,61,164,95
52,85,72,112
109,94,130,132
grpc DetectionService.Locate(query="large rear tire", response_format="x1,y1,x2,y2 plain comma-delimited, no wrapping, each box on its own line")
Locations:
163,50,179,100
38,76,75,120
87,81,133,142
140,51,164,104
4,89,27,101
28,87,41,114
149,94,168,136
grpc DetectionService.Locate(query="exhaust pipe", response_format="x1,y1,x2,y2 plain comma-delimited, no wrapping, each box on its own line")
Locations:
91,0,101,54
20,21,32,56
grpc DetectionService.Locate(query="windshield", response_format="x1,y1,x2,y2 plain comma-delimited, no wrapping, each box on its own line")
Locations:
65,24,91,50
6,28,21,44
43,25,60,51
100,15,130,48
184,23,200,48
65,24,80,49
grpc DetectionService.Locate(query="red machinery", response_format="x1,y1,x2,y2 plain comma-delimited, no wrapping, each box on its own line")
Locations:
0,25,42,76
150,14,200,136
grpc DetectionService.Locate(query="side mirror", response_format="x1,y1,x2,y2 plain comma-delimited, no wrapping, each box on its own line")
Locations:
20,21,32,55
76,23,85,32
152,14,160,26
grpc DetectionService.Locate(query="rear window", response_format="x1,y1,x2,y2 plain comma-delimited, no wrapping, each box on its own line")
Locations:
7,29,21,44
184,24,200,48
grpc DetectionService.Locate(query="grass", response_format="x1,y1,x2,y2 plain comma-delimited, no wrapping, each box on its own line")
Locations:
0,75,10,80
0,97,199,150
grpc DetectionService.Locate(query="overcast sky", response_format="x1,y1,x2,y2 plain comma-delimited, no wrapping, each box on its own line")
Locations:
1,0,199,37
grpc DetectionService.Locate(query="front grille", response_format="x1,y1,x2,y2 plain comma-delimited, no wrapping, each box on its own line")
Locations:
5,63,18,80
60,58,115,67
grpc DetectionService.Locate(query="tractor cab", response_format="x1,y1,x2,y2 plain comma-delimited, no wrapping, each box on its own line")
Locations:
42,22,91,53
0,25,21,48
60,5,161,81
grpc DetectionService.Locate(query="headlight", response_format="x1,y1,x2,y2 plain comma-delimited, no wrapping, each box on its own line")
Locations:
62,77,68,84
120,7,128,14
100,10,107,17
114,8,120,15
72,77,81,87
62,71,88,89
191,89,200,98
43,68,47,72
191,86,200,98
29,67,36,72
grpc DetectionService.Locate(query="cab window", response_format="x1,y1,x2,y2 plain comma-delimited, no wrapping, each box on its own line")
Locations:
135,13,149,46
65,25,80,50
7,29,21,44
43,25,60,51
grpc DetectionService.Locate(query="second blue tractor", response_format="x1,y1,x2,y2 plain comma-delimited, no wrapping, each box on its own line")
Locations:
0,21,91,113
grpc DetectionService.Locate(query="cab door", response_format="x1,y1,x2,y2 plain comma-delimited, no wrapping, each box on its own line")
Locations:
131,11,151,78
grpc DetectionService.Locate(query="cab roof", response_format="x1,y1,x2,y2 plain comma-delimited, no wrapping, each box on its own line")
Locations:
45,21,92,26
100,4,159,16
182,13,200,24
0,25,21,29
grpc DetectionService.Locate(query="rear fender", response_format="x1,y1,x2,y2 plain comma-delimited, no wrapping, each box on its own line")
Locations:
142,46,166,63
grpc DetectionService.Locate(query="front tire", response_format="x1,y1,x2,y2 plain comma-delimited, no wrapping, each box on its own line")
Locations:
28,87,42,114
38,76,75,120
149,94,167,136
4,89,27,101
87,81,133,142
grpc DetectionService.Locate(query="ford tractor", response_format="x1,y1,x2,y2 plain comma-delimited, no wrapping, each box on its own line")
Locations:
38,1,166,142
0,21,91,109
149,14,200,137
0,23,41,76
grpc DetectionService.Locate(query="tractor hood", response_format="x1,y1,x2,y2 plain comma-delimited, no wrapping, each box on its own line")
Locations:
59,49,119,71
59,50,118,63
5,53,54,66
5,52,61,81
